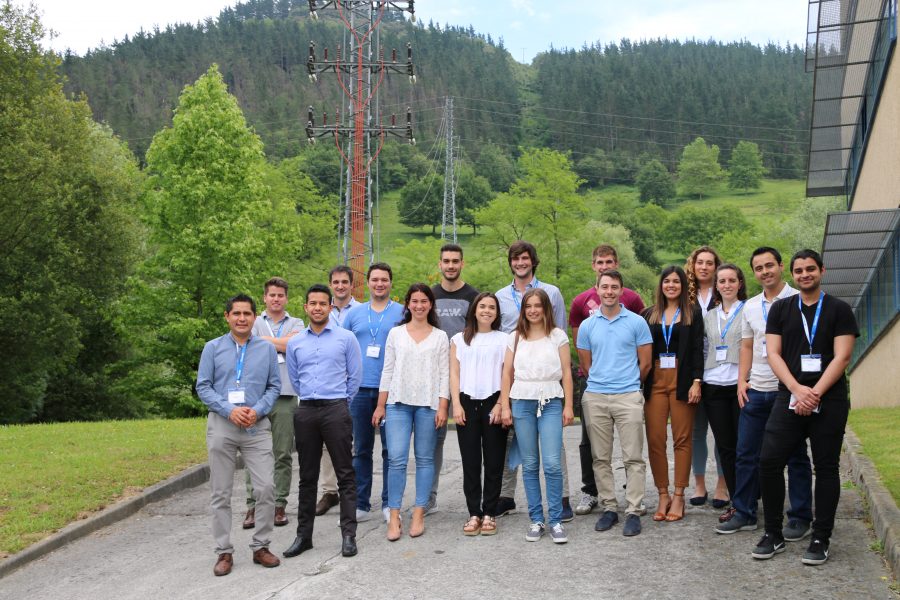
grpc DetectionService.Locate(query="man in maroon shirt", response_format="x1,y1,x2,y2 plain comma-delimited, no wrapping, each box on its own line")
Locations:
569,245,646,516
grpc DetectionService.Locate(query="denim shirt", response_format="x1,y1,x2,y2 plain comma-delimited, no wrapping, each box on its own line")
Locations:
196,333,281,419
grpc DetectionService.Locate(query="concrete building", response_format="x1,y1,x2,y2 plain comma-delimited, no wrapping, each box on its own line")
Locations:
806,0,899,407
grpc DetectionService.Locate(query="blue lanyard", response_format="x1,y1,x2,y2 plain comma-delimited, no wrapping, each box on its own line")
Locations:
367,301,392,341
266,316,286,338
234,340,248,385
761,299,769,322
717,301,744,343
799,291,824,353
661,307,680,352
511,278,538,311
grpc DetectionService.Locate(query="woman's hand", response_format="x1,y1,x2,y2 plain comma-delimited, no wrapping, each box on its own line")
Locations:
501,404,513,427
436,403,448,428
562,404,574,427
688,381,702,404
452,401,465,426
489,403,502,426
372,404,386,428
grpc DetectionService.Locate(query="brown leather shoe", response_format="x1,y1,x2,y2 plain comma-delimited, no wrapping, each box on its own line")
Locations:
315,492,339,516
213,553,233,576
252,547,281,568
274,506,288,527
242,507,255,529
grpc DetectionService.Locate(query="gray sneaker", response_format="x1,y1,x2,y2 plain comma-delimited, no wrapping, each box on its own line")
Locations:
525,522,545,542
549,522,568,544
356,508,372,522
574,493,598,515
783,519,811,542
425,497,439,516
715,513,758,534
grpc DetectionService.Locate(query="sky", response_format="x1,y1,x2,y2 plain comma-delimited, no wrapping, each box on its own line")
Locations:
31,0,809,62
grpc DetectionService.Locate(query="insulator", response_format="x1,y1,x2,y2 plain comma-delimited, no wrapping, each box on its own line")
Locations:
324,47,328,60
308,106,314,123
392,48,397,62
391,114,396,126
323,112,328,125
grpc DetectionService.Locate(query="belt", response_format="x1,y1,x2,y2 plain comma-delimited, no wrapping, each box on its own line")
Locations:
298,398,347,406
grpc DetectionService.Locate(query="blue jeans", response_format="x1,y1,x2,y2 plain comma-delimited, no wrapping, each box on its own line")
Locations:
384,403,438,509
350,387,388,511
512,397,564,525
733,389,813,522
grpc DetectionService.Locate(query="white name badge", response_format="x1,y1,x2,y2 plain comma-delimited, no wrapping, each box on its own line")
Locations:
659,353,676,369
366,344,381,358
760,340,767,358
789,394,821,414
228,389,246,405
277,354,286,364
801,354,822,372
715,345,728,362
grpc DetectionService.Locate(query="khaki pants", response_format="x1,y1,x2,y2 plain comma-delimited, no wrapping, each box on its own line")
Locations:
581,390,646,516
319,445,338,494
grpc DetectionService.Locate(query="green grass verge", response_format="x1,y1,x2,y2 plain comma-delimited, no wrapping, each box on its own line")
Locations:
848,407,900,506
0,418,207,557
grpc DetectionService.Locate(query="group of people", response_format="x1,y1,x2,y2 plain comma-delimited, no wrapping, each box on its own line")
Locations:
195,239,858,577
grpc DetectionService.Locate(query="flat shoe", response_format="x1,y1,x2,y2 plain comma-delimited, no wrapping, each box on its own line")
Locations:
689,493,708,506
712,498,730,509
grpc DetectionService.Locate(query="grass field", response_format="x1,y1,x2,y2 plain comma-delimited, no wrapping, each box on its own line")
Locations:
848,407,900,506
0,418,207,557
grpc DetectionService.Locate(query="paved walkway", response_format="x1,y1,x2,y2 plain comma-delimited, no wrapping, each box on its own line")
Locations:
1,427,895,599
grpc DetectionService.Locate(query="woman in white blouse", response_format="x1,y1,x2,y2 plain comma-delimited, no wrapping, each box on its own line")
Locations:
373,283,449,541
499,288,574,544
450,292,508,536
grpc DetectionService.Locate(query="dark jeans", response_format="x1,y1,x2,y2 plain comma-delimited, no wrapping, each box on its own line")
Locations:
456,392,507,517
733,389,812,523
703,383,740,498
760,392,849,542
294,399,357,539
350,387,388,512
579,415,598,496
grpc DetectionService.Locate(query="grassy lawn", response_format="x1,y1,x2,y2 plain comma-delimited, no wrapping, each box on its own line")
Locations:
0,418,207,557
848,407,900,507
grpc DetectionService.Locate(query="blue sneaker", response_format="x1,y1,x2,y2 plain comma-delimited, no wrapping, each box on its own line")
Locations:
525,522,545,542
715,512,758,535
560,497,574,522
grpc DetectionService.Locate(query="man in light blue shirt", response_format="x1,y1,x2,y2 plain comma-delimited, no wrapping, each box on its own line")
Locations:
196,294,282,576
283,284,362,559
577,271,652,537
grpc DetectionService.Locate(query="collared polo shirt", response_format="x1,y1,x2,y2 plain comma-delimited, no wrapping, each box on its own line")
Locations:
251,310,304,396
741,283,798,392
495,277,566,333
576,305,652,394
329,297,360,328
286,322,362,401
196,334,281,419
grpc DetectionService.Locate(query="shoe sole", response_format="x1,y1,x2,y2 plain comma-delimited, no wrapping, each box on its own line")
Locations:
801,554,828,565
551,536,568,544
560,514,575,523
751,544,786,559
783,529,812,542
595,522,618,532
525,534,543,542
574,506,596,515
716,523,758,535
496,508,516,517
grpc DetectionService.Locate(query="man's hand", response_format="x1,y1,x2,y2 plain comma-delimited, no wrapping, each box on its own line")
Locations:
229,407,253,427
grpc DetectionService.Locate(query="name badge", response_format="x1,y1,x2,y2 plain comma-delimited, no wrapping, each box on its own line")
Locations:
659,353,676,369
715,345,728,362
228,388,246,405
277,354,286,364
760,340,767,358
800,354,822,372
788,394,821,414
366,344,381,358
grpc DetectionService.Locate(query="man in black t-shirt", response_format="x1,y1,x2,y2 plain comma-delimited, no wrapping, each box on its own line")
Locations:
751,249,858,566
429,243,479,513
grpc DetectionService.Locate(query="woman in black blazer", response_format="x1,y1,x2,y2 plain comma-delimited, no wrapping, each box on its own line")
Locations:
642,266,704,522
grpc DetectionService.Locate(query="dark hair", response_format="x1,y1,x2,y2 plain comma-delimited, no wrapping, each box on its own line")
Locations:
646,266,694,326
790,249,824,271
329,265,354,283
592,244,618,261
367,262,393,281
461,292,501,345
440,243,464,258
264,277,289,295
507,240,540,274
712,263,748,306
514,288,556,338
685,245,722,304
597,269,624,287
225,294,256,314
750,246,782,267
305,283,332,302
399,283,439,327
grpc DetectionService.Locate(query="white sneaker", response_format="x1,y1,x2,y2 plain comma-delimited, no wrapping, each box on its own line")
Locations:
356,508,372,522
382,507,391,523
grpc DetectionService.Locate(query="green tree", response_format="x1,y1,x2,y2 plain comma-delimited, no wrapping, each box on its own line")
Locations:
575,148,614,187
125,64,300,416
636,159,676,206
662,206,752,255
398,174,445,233
728,140,766,192
455,163,493,234
472,143,516,192
677,137,724,199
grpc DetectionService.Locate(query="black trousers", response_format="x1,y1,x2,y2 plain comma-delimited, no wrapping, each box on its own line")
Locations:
456,392,507,517
760,392,848,542
703,383,740,498
579,415,598,496
294,399,357,538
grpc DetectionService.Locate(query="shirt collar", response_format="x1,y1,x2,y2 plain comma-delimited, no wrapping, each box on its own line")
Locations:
262,310,290,322
305,321,334,335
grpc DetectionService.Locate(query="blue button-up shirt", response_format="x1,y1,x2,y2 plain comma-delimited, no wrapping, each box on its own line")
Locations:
196,334,281,419
286,322,363,401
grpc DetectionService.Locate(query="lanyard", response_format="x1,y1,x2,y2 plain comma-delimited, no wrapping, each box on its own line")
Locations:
368,301,392,341
265,315,287,338
661,307,680,352
717,301,744,343
511,278,538,311
799,291,824,353
761,299,769,322
234,340,248,385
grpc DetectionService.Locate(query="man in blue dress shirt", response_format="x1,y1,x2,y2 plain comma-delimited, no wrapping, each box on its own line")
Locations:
283,284,363,559
196,294,282,576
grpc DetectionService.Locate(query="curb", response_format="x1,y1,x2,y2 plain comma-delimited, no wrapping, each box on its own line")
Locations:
844,426,900,581
0,462,212,580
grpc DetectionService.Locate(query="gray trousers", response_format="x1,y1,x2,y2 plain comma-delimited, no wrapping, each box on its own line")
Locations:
246,395,295,507
500,426,571,498
208,413,275,554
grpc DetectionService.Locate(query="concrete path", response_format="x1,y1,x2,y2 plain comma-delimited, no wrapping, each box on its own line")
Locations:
1,427,895,599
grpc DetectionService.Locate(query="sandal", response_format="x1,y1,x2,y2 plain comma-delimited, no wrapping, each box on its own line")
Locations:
653,489,671,522
481,516,497,536
665,491,685,522
719,506,736,523
463,515,482,536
